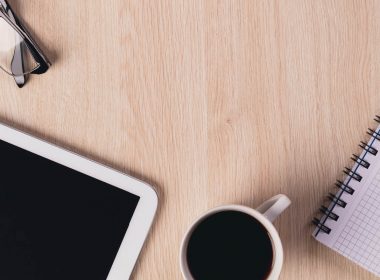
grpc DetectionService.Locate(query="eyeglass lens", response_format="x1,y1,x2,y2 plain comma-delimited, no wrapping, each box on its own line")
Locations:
0,16,39,76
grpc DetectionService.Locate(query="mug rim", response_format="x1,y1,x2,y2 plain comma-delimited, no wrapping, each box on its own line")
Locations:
179,204,283,280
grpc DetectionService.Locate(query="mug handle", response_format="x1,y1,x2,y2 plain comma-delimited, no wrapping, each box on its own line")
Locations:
255,194,291,222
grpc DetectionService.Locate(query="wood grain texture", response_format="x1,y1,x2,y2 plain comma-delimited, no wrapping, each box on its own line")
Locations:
1,0,380,279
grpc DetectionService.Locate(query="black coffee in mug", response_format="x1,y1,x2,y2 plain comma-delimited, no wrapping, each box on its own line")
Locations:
186,211,273,279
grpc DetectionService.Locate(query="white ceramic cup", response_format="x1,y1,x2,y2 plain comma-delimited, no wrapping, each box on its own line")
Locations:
180,194,291,280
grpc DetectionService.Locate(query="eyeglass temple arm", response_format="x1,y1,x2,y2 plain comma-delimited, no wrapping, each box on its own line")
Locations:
11,40,26,88
6,7,26,87
11,39,26,89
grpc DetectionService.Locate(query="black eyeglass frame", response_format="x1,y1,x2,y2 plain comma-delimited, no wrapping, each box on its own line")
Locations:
0,0,50,75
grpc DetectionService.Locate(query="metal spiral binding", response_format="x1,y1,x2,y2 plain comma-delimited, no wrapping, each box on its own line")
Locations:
351,154,370,169
313,116,380,235
312,218,331,234
343,167,362,182
319,205,339,221
359,141,377,156
327,193,347,208
367,128,380,141
335,180,355,195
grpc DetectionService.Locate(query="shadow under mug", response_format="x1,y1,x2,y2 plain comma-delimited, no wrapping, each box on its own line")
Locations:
180,194,291,280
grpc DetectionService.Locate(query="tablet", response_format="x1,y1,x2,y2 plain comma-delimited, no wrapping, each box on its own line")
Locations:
0,122,158,280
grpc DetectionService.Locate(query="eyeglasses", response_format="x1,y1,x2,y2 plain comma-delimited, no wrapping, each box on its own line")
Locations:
0,0,50,87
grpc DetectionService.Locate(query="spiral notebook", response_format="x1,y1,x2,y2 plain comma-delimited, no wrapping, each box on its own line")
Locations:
313,116,380,277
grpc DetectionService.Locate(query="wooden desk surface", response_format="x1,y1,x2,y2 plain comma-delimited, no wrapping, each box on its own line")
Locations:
1,1,379,279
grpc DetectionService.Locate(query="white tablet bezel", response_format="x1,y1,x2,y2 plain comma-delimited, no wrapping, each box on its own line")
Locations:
0,122,158,280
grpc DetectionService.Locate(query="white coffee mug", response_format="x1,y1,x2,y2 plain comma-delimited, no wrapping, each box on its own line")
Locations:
180,194,291,280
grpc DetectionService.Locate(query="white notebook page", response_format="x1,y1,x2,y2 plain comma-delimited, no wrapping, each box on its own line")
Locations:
313,125,380,277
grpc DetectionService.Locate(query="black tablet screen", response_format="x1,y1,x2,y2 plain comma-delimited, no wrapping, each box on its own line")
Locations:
0,139,140,280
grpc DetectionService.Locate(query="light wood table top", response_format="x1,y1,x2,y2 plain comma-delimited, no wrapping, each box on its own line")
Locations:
1,1,380,279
